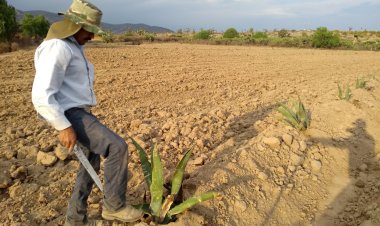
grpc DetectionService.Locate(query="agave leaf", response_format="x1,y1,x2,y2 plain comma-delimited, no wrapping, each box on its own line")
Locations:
345,86,352,100
278,103,298,120
130,137,152,188
296,101,309,130
283,118,297,128
277,104,299,127
150,145,164,217
171,149,193,195
338,84,343,99
167,192,221,217
159,194,175,222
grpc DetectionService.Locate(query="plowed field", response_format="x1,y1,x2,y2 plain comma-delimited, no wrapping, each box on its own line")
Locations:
1,43,380,226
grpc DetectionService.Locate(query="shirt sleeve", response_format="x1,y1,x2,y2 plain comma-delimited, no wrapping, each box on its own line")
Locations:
32,39,73,131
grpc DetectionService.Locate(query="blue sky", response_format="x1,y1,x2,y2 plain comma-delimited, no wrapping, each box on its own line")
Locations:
7,0,380,31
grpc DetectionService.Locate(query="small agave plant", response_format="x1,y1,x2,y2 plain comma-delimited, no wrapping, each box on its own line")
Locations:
130,138,220,224
355,78,367,89
277,98,310,131
338,84,352,100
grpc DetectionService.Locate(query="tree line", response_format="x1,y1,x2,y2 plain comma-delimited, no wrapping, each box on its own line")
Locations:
0,0,49,51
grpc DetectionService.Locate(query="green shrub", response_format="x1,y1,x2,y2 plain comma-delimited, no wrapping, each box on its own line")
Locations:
278,29,290,38
223,27,239,39
359,40,380,51
100,31,114,43
312,27,341,48
123,30,134,37
340,39,354,49
137,29,146,36
277,99,310,131
145,33,156,42
194,29,211,40
252,32,268,39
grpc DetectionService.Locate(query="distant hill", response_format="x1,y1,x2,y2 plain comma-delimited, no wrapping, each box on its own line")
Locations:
16,10,173,33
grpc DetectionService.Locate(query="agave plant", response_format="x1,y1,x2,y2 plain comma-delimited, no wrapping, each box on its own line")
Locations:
355,78,367,89
277,98,310,131
338,84,352,100
130,138,220,224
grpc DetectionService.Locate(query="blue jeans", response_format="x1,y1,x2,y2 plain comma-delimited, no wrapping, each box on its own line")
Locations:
64,108,129,224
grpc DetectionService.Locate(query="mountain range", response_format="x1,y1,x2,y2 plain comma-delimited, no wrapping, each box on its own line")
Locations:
16,10,173,33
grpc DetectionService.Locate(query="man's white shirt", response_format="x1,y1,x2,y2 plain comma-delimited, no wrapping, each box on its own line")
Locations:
32,37,96,130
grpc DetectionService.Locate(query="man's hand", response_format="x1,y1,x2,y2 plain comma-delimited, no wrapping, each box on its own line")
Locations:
58,126,77,151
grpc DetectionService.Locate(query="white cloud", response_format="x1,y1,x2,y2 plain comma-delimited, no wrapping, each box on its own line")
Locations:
256,7,294,16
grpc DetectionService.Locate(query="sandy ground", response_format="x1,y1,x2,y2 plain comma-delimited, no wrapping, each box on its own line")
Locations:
0,43,380,226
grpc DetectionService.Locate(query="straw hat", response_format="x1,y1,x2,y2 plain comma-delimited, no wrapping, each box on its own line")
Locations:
45,0,104,40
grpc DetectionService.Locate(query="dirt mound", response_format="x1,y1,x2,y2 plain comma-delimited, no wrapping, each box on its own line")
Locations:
0,43,380,225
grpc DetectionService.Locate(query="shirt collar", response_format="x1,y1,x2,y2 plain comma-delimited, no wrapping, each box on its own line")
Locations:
67,36,84,50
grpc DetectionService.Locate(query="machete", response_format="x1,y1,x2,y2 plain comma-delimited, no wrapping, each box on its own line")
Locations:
73,144,104,192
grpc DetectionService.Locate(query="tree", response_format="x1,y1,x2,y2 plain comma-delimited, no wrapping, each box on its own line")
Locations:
223,27,239,39
278,29,290,38
194,29,210,40
311,27,341,48
0,0,18,50
20,14,50,39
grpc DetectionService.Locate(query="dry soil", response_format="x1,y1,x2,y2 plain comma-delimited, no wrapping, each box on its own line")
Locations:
0,43,380,226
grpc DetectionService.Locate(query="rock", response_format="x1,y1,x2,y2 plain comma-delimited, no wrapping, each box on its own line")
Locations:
288,165,296,172
290,141,300,152
0,171,12,188
359,164,368,171
180,127,192,136
299,140,307,152
54,145,69,161
290,153,304,166
257,171,268,180
234,199,247,212
310,160,322,173
5,127,16,135
37,151,58,166
26,146,39,159
195,139,204,148
156,110,167,117
262,137,281,149
138,123,152,135
130,119,143,129
10,166,27,180
239,149,248,157
8,184,23,199
253,120,265,132
225,131,235,138
282,133,293,146
312,152,323,160
88,195,101,204
276,166,285,175
191,157,204,166
355,179,365,188
257,143,265,151
16,148,29,160
1,149,17,160
38,190,48,203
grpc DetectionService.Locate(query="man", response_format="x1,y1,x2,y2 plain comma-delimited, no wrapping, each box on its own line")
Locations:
31,0,143,225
